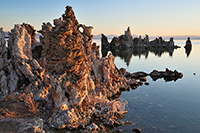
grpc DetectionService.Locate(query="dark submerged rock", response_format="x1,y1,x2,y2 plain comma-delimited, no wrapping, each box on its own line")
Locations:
130,72,148,79
149,68,183,82
132,128,141,133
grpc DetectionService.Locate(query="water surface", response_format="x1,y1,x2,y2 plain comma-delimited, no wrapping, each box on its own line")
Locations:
94,39,200,133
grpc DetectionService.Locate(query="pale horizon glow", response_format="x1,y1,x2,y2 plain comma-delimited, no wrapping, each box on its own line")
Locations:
0,0,200,36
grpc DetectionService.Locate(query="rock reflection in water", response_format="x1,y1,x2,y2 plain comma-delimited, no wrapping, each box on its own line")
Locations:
184,46,192,57
101,27,181,66
102,46,177,66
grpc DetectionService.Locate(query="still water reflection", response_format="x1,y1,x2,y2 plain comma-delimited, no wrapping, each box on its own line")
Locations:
185,45,192,57
102,47,177,66
101,40,193,67
96,39,200,132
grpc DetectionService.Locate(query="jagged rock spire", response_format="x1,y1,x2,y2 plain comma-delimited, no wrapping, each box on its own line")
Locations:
125,27,132,40
0,6,130,132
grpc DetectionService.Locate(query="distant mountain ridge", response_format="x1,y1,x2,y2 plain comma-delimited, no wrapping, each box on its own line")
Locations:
94,34,200,40
147,35,200,40
3,31,42,40
93,34,117,39
3,32,200,40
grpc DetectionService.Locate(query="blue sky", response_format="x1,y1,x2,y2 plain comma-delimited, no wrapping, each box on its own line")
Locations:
0,0,200,36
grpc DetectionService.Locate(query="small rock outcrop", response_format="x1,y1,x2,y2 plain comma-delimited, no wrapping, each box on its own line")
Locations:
132,128,141,133
119,68,183,84
185,37,192,47
184,37,192,57
102,27,134,49
149,68,183,82
116,27,133,49
149,37,176,48
124,27,133,42
101,33,109,49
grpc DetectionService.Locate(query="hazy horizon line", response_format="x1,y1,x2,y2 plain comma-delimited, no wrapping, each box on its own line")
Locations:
2,31,200,40
93,34,200,39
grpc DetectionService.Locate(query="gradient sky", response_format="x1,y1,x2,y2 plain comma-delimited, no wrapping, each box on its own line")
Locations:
0,0,200,36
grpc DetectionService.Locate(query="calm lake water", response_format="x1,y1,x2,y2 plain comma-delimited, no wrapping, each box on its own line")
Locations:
1,38,199,132
94,38,200,133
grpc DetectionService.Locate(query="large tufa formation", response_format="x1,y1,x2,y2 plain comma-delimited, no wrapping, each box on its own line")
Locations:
0,6,130,132
101,27,180,51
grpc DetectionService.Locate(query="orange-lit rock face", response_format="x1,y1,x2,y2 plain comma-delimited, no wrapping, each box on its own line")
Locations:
39,85,51,99
34,126,45,133
0,108,16,118
60,104,69,111
39,6,85,74
21,23,36,44
19,92,39,115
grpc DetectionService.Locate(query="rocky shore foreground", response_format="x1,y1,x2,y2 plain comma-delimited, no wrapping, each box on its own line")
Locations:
0,6,183,132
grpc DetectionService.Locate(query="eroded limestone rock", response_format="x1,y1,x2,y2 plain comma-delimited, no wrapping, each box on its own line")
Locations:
102,27,133,49
0,28,7,70
21,23,37,44
0,6,130,132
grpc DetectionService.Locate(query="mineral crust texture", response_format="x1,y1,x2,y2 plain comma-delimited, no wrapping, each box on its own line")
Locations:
0,6,129,132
